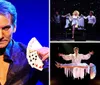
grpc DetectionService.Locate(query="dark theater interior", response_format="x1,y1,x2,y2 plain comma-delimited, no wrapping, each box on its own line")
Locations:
50,43,100,85
50,0,100,41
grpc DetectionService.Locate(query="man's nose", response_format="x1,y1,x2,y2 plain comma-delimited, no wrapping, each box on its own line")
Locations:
0,29,3,39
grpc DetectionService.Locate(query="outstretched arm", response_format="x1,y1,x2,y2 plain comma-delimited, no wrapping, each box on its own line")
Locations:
61,14,67,17
81,51,94,60
83,15,88,19
58,53,72,61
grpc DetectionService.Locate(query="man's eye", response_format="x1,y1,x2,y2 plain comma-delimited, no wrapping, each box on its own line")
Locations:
2,25,11,30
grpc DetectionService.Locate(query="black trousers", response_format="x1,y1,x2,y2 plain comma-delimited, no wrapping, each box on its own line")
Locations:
86,23,95,40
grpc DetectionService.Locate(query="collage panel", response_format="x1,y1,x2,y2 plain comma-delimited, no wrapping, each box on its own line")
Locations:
0,0,49,85
50,43,100,85
50,0,100,41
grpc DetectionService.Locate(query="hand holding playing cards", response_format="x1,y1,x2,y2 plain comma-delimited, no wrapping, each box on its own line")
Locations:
37,47,49,61
27,37,49,71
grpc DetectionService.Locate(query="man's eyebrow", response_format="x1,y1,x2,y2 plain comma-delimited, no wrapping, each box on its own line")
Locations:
2,25,11,29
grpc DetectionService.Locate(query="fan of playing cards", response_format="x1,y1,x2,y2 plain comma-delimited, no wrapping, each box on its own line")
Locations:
27,37,44,71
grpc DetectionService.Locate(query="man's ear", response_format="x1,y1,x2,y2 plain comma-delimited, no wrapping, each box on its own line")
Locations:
13,26,16,33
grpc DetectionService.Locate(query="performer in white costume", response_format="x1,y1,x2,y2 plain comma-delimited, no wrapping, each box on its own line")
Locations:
62,13,71,28
62,11,85,39
57,47,96,79
78,14,85,30
58,47,93,64
71,10,80,39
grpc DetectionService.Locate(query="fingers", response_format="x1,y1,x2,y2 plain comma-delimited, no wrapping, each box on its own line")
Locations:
58,53,60,56
37,47,49,56
89,51,94,55
37,47,49,61
58,53,63,57
91,51,94,54
58,53,62,56
42,53,49,61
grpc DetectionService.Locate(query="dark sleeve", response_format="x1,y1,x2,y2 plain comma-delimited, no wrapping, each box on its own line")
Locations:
18,42,49,85
37,58,49,85
28,68,39,85
34,69,49,85
28,59,49,85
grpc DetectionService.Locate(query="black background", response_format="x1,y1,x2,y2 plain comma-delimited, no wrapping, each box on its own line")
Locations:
50,0,100,40
50,43,100,85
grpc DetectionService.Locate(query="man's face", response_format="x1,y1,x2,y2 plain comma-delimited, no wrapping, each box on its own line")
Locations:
0,14,16,48
56,12,59,15
89,12,93,16
74,49,79,54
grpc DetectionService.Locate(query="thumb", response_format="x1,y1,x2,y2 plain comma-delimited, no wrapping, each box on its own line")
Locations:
42,53,49,61
58,53,61,56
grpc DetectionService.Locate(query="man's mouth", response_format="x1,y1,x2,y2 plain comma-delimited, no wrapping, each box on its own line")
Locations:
0,40,7,43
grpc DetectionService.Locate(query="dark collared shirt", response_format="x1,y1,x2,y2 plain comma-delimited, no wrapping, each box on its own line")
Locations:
3,39,48,85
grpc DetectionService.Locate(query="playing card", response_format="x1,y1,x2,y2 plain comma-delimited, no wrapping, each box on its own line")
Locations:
27,37,42,50
27,37,44,71
28,50,43,71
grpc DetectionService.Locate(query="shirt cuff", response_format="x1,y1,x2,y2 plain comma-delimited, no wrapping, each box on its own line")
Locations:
43,58,49,69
